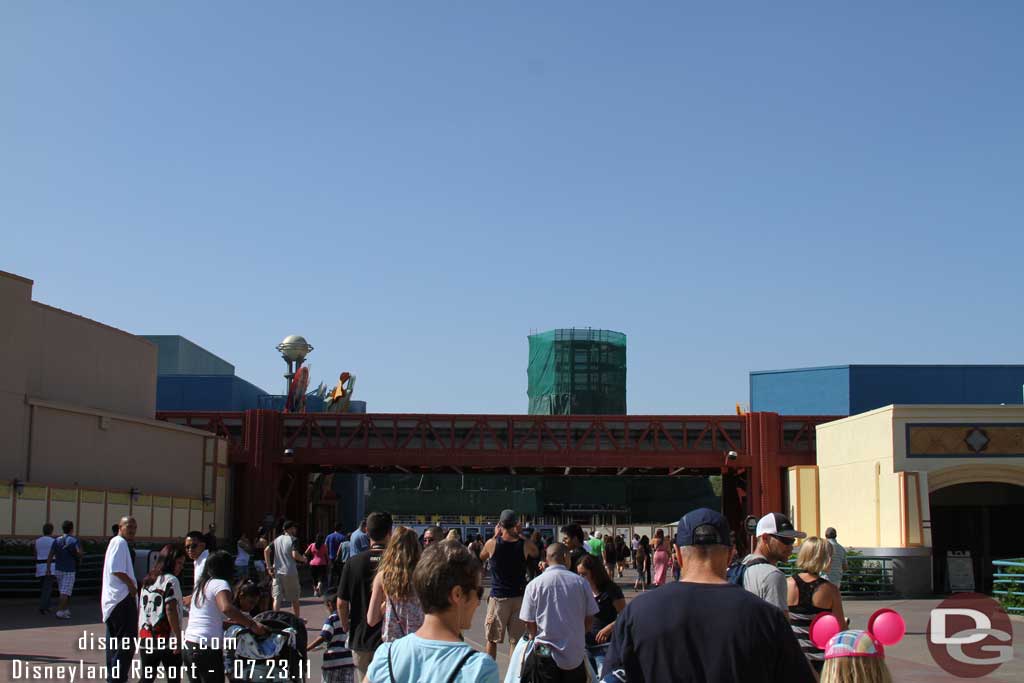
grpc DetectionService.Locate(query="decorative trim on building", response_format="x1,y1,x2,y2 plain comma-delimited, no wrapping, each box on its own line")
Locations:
905,423,1024,459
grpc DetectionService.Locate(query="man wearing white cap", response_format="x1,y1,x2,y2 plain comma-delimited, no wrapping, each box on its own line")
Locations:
737,513,806,614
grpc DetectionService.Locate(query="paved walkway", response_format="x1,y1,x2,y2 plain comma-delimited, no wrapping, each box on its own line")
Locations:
2,587,1021,681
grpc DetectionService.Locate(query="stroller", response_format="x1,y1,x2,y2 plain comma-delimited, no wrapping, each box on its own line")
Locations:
225,611,309,681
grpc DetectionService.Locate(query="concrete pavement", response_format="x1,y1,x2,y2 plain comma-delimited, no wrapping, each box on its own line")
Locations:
2,584,1021,681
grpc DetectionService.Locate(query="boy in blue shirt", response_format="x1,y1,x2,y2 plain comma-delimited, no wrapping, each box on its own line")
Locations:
309,593,355,683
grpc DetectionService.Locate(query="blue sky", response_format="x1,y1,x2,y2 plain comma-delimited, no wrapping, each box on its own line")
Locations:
3,2,1022,414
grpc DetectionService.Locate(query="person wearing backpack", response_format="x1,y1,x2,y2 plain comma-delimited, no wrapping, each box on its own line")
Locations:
730,513,805,614
602,508,815,683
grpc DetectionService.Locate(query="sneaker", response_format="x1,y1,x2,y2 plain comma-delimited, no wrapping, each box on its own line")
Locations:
56,611,71,619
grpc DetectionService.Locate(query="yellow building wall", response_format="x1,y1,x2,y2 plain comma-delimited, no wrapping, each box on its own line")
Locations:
815,407,905,548
0,483,219,541
787,466,820,538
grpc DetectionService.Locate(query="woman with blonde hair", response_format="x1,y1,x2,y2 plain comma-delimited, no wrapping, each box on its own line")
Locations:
787,536,845,673
367,526,424,641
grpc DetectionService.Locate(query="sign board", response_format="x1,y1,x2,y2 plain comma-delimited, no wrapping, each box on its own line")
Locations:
947,550,975,592
743,515,759,536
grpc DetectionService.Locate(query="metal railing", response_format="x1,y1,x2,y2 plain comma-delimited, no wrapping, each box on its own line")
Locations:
993,558,1024,614
781,556,896,598
0,554,196,598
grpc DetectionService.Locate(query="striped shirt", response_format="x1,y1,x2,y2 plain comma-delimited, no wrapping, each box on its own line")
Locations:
321,613,354,670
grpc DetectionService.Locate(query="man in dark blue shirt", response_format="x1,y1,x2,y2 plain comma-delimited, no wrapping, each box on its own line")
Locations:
603,508,815,683
325,522,348,589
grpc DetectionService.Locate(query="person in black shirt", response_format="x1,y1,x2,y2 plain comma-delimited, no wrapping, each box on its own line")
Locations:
577,554,625,677
336,511,392,681
559,524,586,572
603,508,815,683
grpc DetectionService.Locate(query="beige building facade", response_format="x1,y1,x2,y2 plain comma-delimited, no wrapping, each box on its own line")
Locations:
0,271,229,540
790,404,1024,595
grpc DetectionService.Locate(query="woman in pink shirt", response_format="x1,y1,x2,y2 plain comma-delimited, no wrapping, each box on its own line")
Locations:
651,529,673,586
305,534,329,597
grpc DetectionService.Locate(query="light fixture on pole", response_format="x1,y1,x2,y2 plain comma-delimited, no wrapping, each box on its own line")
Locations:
276,335,314,396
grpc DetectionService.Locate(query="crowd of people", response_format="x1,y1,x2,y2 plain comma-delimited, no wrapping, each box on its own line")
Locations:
28,502,887,683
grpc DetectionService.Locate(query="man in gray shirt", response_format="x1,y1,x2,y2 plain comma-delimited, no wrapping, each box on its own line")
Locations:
520,543,599,682
825,527,848,588
739,513,805,614
265,520,307,617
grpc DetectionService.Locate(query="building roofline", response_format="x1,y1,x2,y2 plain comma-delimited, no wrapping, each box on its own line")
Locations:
752,363,1024,376
32,301,155,347
0,270,35,286
750,365,850,375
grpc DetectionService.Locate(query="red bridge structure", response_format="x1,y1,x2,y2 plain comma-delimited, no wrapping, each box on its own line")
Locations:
157,410,836,535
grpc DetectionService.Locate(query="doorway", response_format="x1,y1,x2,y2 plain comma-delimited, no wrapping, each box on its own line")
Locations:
930,482,1024,593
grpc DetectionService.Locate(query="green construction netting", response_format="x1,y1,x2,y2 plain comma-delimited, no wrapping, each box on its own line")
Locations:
528,329,627,415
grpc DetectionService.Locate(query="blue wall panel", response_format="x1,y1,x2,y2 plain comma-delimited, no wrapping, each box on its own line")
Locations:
850,365,1024,414
143,336,234,376
156,375,269,411
750,367,850,415
750,365,1024,416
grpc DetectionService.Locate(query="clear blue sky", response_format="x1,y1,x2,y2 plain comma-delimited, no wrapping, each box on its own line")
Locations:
3,3,1022,414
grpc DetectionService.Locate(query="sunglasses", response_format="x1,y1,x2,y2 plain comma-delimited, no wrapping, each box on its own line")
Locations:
771,535,796,546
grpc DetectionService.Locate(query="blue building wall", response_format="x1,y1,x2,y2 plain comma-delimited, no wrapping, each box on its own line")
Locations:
750,366,851,415
849,365,1024,414
143,335,234,376
155,375,269,411
751,365,1024,415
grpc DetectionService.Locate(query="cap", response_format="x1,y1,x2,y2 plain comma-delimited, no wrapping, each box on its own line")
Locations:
811,608,905,659
283,520,297,531
825,630,884,659
499,509,517,526
676,508,731,547
755,513,806,540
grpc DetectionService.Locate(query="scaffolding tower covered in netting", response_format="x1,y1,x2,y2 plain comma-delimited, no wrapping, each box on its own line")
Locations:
527,328,627,415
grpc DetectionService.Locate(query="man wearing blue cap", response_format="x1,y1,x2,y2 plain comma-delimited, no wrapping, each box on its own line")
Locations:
602,508,814,683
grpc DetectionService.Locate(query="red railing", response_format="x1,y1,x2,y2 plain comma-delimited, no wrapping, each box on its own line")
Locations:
157,411,836,473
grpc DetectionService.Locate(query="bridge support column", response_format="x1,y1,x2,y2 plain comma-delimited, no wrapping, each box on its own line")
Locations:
235,410,284,537
745,412,785,520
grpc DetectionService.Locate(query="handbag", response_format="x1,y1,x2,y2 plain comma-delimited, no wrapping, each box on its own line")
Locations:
503,636,535,683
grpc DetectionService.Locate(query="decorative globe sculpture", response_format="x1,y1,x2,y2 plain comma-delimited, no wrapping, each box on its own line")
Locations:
276,335,313,363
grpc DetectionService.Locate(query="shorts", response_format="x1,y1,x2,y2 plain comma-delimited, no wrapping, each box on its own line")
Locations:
322,666,355,683
272,573,300,605
56,571,76,596
485,596,525,644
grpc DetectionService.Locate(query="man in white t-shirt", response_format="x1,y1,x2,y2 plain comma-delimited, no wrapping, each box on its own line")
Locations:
265,520,307,617
34,523,56,615
101,516,138,683
183,529,209,608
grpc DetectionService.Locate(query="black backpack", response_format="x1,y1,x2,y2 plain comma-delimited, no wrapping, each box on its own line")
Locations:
726,556,769,586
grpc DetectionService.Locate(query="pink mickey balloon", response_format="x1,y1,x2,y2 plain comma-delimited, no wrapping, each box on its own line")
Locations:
809,613,842,649
867,609,905,645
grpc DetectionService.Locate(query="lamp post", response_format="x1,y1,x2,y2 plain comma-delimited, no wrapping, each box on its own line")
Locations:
276,335,314,396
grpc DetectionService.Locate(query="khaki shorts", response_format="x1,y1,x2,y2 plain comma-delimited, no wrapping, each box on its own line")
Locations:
272,572,300,605
485,596,525,644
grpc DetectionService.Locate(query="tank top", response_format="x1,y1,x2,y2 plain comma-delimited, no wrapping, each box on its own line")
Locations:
489,535,527,598
383,594,425,642
789,574,831,668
